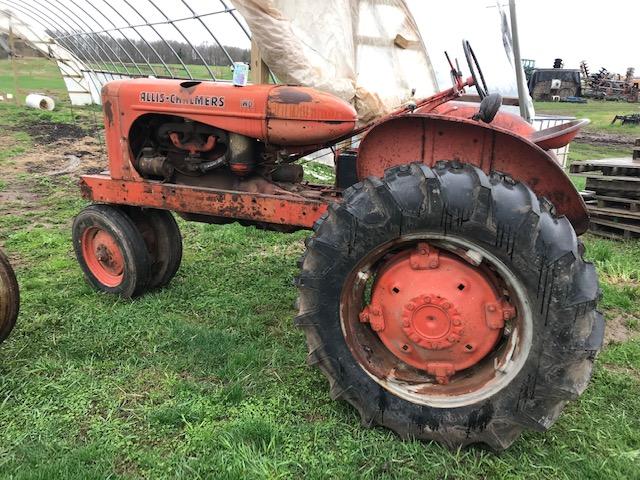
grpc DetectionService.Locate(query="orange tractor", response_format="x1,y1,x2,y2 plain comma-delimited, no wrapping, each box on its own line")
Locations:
72,44,603,450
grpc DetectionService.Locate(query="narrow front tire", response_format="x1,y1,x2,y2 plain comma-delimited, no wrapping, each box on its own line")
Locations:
73,204,150,298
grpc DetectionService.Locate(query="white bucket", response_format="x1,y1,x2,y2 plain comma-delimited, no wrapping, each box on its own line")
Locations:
25,94,55,111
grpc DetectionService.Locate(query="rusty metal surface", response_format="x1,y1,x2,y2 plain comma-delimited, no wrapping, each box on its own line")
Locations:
356,114,589,234
81,227,126,288
530,119,590,150
102,79,357,166
340,236,530,400
0,249,19,344
91,75,588,234
268,86,313,105
427,101,536,137
359,243,511,385
81,175,328,229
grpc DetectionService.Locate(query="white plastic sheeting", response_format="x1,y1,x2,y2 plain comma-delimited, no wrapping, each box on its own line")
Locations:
0,10,95,105
232,0,438,123
233,0,534,122
409,0,534,118
2,1,532,118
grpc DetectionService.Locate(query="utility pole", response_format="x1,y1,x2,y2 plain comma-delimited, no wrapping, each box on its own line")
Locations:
509,0,530,121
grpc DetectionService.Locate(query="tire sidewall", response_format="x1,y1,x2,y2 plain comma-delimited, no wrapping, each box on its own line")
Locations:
312,223,542,425
73,205,149,298
0,249,19,343
124,208,182,290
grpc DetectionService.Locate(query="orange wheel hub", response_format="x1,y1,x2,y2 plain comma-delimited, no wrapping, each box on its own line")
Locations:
81,227,125,287
359,243,515,384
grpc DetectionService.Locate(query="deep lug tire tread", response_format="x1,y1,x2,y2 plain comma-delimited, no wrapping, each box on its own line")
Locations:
296,161,603,451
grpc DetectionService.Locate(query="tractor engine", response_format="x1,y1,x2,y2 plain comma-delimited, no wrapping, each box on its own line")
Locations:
100,79,357,197
129,115,305,196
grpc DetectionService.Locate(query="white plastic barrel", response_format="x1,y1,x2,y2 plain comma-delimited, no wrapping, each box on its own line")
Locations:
25,94,55,111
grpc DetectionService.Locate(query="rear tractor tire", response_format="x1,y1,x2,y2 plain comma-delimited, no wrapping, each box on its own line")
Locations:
0,249,19,344
296,161,603,450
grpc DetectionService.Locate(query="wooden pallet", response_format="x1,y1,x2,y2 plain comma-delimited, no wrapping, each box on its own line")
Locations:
570,157,640,177
594,194,640,212
572,155,640,239
587,199,640,240
589,216,640,240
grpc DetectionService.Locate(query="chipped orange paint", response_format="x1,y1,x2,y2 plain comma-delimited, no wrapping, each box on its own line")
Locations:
356,114,589,234
80,175,327,229
86,78,588,232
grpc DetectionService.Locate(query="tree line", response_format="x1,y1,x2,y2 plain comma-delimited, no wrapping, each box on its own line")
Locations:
46,31,250,70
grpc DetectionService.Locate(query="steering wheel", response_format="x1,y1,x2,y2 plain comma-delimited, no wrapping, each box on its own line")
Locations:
463,40,488,100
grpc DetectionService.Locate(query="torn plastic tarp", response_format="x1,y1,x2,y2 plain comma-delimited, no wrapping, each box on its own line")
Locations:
231,0,439,123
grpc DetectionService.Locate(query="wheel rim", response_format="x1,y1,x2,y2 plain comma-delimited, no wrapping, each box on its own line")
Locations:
81,227,125,287
340,234,532,408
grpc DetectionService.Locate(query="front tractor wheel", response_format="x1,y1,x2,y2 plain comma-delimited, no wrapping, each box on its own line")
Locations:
296,162,603,450
122,207,183,290
73,204,150,298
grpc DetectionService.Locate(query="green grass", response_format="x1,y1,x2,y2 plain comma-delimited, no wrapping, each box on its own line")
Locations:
0,59,638,479
0,58,235,107
535,100,640,135
535,101,638,190
569,143,630,162
0,58,68,103
303,161,335,184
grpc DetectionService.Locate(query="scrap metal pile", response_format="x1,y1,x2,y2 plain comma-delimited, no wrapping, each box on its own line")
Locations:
580,62,639,102
611,114,640,125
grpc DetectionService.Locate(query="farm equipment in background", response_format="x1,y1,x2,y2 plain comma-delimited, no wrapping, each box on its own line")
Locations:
0,249,19,344
581,62,639,102
72,42,603,451
611,114,640,126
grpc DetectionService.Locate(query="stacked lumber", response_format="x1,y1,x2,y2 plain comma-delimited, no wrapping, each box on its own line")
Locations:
570,143,640,239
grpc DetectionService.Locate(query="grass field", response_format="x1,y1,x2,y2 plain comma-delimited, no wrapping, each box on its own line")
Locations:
0,58,68,103
535,100,640,135
0,58,234,105
0,59,638,479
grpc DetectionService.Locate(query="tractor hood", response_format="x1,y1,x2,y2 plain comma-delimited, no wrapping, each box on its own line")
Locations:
102,78,357,146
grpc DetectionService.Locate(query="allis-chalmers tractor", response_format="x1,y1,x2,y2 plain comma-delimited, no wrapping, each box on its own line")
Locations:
72,44,603,450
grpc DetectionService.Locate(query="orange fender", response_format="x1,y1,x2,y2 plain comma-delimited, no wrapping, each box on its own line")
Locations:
356,114,588,234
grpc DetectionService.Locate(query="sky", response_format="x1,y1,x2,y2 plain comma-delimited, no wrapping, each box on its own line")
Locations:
410,0,638,75
514,0,636,73
5,0,637,82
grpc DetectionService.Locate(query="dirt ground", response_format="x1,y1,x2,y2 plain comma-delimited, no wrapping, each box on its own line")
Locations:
575,131,637,149
604,314,640,346
0,122,105,208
